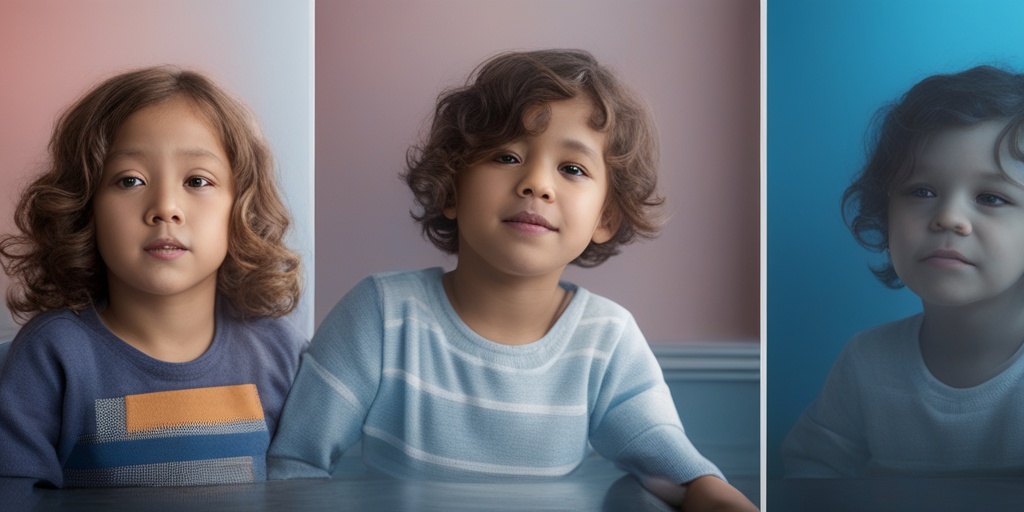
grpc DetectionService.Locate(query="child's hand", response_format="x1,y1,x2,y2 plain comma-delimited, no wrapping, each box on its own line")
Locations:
680,475,759,512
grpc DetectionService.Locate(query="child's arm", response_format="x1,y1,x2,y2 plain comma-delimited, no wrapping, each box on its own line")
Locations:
585,310,752,508
780,335,870,478
681,475,758,511
267,277,385,479
0,324,69,487
781,408,868,478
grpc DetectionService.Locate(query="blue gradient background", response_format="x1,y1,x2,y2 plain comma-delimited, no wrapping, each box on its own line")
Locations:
768,0,1024,478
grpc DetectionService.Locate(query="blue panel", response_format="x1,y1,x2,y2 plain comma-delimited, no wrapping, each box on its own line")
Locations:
65,431,269,469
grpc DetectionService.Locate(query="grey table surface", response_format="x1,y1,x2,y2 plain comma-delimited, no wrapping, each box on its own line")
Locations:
8,457,759,511
768,477,1024,512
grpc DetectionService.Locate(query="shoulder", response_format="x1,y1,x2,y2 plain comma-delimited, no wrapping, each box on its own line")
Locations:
326,268,441,321
573,286,633,321
2,309,98,378
222,306,308,365
566,284,638,337
18,308,92,336
9,309,96,353
367,268,440,300
312,271,426,349
824,314,922,386
557,285,649,362
840,314,921,361
232,311,306,344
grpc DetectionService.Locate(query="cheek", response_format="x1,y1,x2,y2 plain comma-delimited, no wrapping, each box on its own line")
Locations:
92,217,123,269
886,220,912,264
887,206,916,241
577,190,610,227
212,202,234,250
92,200,122,247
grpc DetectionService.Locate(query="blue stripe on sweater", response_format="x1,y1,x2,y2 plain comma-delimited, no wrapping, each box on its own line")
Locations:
64,431,269,470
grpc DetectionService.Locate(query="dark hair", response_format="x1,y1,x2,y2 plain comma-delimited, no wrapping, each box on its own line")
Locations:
403,49,663,267
842,65,1024,287
0,66,302,321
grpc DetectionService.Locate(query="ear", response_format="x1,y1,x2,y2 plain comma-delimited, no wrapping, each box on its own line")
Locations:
443,180,460,220
443,203,457,220
591,207,621,244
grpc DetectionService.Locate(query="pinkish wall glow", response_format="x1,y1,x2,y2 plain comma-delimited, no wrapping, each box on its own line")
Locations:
315,0,760,342
0,0,314,339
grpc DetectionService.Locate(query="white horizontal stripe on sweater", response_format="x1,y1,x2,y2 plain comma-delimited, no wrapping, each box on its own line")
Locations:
382,369,587,416
308,355,366,412
363,426,581,476
384,318,615,374
578,316,627,328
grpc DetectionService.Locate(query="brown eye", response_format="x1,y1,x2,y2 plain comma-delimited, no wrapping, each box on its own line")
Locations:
907,187,934,198
977,193,1008,206
561,164,586,177
186,177,212,188
117,177,144,188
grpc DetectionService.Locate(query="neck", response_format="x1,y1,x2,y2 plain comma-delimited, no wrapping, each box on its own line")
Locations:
444,263,572,346
100,280,219,363
919,290,1024,388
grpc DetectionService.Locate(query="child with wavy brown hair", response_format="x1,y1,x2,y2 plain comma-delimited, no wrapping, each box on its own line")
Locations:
268,49,756,511
0,66,306,489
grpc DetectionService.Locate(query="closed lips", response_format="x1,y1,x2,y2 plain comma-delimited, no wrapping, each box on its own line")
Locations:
504,212,557,231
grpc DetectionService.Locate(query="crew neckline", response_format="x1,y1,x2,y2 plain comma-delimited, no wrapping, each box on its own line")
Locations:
423,267,586,361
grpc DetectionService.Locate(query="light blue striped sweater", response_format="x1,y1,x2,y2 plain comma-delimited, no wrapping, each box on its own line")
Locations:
267,268,722,486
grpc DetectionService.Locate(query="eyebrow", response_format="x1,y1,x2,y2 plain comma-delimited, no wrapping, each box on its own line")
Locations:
990,172,1024,189
106,147,226,163
560,138,601,161
912,165,1024,190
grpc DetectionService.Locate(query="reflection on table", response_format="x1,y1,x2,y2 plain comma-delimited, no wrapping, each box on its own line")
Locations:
768,477,1024,512
9,456,759,511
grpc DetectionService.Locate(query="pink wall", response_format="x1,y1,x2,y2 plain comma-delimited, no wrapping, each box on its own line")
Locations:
315,0,760,342
0,0,314,338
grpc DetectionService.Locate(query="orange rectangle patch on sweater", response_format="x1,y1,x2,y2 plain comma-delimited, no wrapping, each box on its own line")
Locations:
124,384,264,433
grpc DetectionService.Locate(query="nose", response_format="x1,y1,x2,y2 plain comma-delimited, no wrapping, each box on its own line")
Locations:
516,163,555,202
929,201,971,236
145,184,184,225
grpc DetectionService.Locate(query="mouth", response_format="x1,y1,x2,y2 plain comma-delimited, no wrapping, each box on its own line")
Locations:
144,238,188,259
503,211,558,232
921,248,972,266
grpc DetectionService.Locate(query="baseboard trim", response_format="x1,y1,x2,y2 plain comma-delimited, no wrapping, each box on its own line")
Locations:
651,340,760,381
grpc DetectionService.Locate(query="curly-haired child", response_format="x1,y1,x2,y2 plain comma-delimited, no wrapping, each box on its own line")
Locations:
783,66,1024,477
268,49,756,511
0,66,306,488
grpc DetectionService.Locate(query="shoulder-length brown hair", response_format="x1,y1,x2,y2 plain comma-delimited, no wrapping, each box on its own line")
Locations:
0,66,301,321
403,49,664,267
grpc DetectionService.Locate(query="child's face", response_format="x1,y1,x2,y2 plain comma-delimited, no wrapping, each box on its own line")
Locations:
93,97,234,302
444,96,614,279
888,119,1024,308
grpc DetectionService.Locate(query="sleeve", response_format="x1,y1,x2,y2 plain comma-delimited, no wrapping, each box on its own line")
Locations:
0,322,69,487
780,338,870,478
267,277,385,479
587,314,724,499
255,314,310,441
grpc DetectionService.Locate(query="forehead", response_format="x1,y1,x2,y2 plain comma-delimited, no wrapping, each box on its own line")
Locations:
524,95,597,125
916,119,1024,181
110,97,224,151
522,96,606,146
